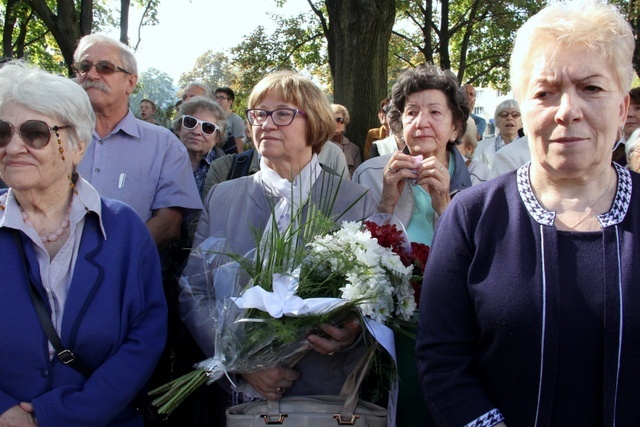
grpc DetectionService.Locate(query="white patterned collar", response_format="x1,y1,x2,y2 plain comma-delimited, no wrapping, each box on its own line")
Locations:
517,162,631,228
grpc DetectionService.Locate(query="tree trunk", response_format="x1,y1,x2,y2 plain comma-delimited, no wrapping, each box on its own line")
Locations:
324,0,396,156
120,0,131,45
438,0,451,70
22,0,83,74
2,0,19,57
80,0,93,36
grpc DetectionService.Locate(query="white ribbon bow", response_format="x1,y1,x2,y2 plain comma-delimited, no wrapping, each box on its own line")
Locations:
232,268,347,318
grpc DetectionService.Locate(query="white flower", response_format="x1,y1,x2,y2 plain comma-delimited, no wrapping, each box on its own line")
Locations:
308,220,415,323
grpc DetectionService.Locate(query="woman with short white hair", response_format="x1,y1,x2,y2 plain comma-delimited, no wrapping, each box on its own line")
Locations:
417,1,640,425
0,62,166,426
625,127,640,173
473,99,522,171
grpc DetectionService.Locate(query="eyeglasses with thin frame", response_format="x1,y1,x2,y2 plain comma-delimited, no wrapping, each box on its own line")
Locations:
497,111,521,119
335,117,345,124
73,60,132,75
180,115,220,135
246,108,308,127
215,96,230,101
0,119,71,149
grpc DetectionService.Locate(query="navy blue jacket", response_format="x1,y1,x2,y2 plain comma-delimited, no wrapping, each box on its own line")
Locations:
0,197,167,426
417,164,640,426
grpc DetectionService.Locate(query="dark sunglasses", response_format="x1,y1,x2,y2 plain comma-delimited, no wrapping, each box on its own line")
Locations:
498,111,521,119
335,117,345,124
181,115,219,135
73,60,132,75
0,119,71,149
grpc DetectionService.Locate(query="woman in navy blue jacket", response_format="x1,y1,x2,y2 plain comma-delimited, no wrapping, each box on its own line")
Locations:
0,62,166,426
416,1,640,426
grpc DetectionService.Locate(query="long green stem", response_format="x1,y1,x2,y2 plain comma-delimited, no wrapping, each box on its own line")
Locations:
149,369,209,415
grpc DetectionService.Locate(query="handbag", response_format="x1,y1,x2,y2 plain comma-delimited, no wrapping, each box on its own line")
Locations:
226,346,388,426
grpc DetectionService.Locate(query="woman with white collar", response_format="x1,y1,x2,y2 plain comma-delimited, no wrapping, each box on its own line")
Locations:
473,99,522,171
181,71,376,406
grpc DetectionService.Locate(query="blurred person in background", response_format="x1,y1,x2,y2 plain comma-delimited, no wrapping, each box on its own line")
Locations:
473,100,522,171
364,98,391,159
139,98,158,125
330,103,361,177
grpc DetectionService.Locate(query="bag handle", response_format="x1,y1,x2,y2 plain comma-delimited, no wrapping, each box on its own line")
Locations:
337,345,375,423
264,345,376,425
13,230,93,377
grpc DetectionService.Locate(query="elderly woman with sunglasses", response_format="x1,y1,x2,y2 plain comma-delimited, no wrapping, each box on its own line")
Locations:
180,70,376,407
473,99,522,171
417,1,640,425
330,104,361,177
175,96,228,197
0,62,166,426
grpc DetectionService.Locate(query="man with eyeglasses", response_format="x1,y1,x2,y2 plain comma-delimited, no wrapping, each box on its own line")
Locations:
214,87,245,154
73,34,201,250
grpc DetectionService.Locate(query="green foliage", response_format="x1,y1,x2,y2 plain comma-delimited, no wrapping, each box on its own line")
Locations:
230,11,326,92
1,1,62,70
392,0,546,91
130,67,179,126
1,0,157,73
176,9,328,114
177,50,235,93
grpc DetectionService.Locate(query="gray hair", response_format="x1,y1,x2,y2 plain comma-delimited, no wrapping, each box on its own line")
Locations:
625,128,640,161
510,1,634,102
388,64,469,144
74,34,138,76
494,99,520,123
174,96,228,144
0,61,95,150
183,83,214,100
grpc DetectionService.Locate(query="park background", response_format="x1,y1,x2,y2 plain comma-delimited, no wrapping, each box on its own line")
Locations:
2,0,639,147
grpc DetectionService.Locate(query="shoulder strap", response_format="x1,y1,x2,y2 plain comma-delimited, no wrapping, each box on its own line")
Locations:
12,230,93,377
226,149,255,181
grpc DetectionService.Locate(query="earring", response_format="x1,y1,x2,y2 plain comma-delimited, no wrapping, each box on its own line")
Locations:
56,129,66,162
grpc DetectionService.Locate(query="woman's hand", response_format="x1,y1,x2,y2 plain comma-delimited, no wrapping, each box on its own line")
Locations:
415,156,451,216
241,367,300,401
379,151,422,213
0,404,38,427
307,318,362,356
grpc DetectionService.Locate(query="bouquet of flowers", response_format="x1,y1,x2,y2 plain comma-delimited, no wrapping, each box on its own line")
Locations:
363,213,430,307
149,209,415,415
362,214,430,340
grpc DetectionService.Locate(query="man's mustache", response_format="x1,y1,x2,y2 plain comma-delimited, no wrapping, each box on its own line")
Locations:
81,80,111,94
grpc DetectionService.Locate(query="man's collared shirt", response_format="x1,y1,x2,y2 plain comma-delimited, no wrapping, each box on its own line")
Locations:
78,110,202,222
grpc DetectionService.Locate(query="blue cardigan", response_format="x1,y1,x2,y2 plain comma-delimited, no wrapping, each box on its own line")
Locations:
0,197,167,427
416,163,640,426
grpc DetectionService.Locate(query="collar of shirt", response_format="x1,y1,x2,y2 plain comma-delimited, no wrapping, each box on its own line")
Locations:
92,110,141,142
203,148,219,166
0,175,107,240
